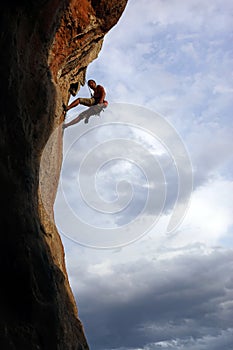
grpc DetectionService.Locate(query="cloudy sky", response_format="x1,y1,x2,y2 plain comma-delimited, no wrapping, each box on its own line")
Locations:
53,0,233,349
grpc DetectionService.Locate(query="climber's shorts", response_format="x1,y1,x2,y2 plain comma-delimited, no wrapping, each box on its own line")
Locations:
79,97,96,107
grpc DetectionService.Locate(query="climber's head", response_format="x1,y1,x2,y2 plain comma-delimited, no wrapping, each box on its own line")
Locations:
88,79,96,89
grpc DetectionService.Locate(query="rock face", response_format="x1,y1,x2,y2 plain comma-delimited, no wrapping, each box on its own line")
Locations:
0,1,127,349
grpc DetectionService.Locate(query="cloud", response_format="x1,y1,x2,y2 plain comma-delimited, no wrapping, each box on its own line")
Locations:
57,103,194,245
85,0,233,134
164,178,233,249
69,248,233,350
134,329,233,350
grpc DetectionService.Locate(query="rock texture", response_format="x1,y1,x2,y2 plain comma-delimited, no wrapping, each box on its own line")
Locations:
0,1,127,349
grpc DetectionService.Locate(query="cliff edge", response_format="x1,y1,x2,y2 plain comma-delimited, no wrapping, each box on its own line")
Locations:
0,1,127,349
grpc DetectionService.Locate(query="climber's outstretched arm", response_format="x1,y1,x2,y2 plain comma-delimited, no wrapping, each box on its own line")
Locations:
64,98,80,111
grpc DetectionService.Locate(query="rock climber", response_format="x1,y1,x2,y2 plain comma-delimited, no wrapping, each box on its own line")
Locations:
63,79,108,128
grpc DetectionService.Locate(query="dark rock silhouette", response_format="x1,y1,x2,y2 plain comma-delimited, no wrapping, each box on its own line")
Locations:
0,1,127,349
